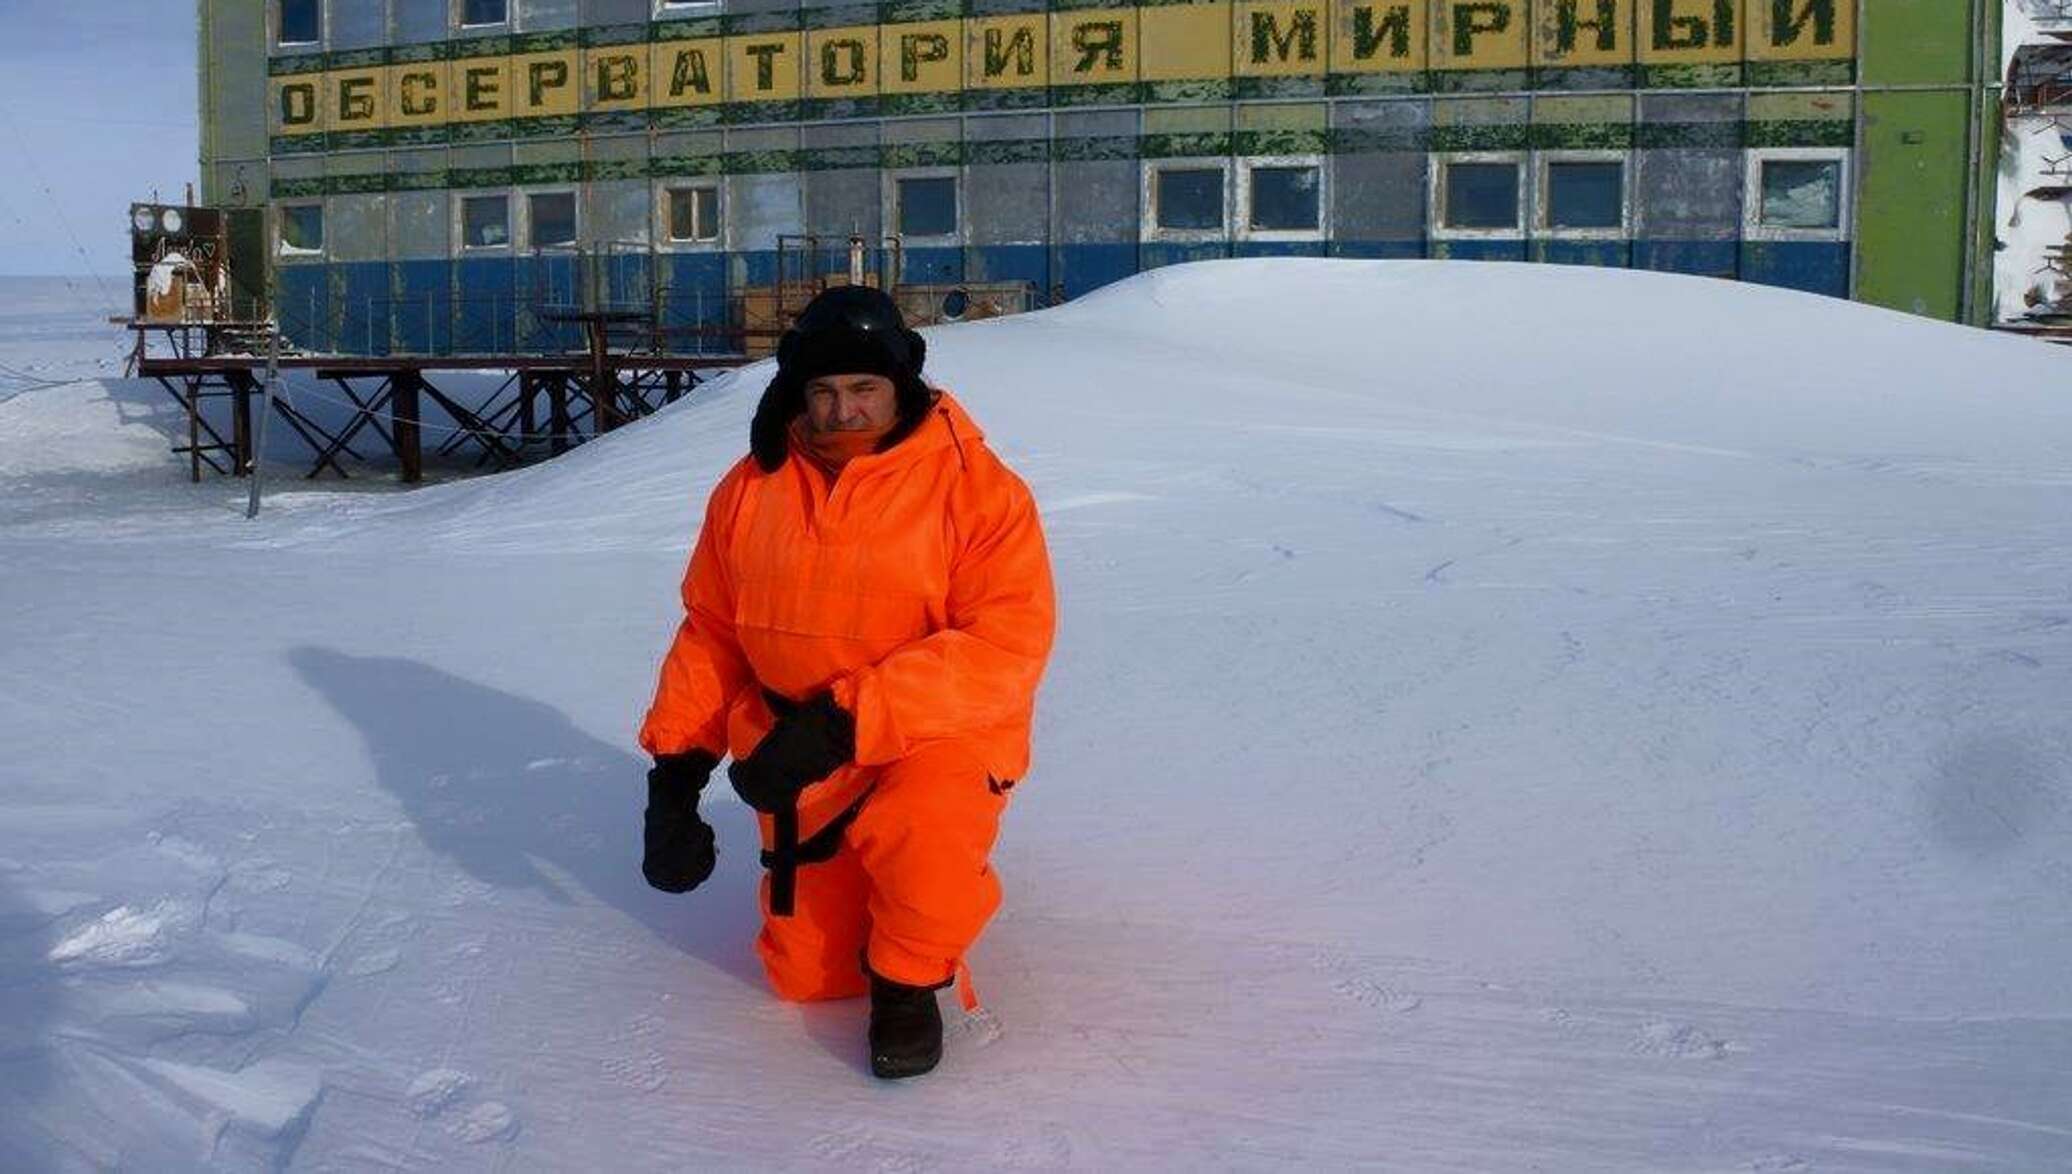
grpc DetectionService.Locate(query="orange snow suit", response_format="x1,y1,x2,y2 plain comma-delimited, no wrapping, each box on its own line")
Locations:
639,391,1056,998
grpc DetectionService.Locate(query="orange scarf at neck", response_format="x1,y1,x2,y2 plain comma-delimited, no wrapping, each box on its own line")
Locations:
789,415,892,478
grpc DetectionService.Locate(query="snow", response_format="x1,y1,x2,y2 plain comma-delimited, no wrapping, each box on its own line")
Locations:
2,261,2071,1170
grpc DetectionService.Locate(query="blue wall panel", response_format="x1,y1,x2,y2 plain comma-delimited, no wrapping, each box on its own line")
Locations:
1740,242,1851,298
1232,241,1329,260
1052,243,1137,301
334,263,392,356
1330,240,1426,260
968,244,1050,296
1432,240,1529,262
276,265,331,353
659,252,730,355
454,256,516,354
1632,240,1740,280
391,259,453,356
1140,242,1231,272
900,246,966,285
1536,241,1631,268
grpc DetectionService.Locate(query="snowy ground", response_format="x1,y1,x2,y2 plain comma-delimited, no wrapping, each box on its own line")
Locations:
3,262,2071,1171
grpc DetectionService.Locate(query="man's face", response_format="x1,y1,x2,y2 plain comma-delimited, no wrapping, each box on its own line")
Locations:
803,373,898,434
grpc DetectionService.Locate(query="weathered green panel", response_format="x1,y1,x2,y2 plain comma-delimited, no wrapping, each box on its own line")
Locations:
1860,0,1976,86
1855,91,1968,320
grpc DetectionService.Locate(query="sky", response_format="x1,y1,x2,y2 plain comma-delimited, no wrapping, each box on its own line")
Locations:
0,0,199,278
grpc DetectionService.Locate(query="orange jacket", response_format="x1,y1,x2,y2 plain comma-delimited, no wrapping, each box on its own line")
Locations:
640,391,1055,783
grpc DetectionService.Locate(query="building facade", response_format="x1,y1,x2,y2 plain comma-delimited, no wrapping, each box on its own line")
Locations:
196,0,2002,354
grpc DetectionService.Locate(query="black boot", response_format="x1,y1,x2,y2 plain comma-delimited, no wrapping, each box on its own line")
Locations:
868,970,944,1080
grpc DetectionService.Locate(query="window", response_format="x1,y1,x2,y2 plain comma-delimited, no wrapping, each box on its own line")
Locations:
1745,149,1850,240
278,0,320,45
1241,158,1324,238
1759,160,1840,229
666,185,721,244
1155,168,1224,231
1437,158,1522,233
278,203,323,256
896,175,957,238
460,0,508,26
1540,154,1627,236
528,191,578,248
461,194,510,249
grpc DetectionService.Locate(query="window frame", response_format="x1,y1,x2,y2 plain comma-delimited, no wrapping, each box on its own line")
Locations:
522,187,582,251
885,167,964,245
454,0,512,32
656,179,725,250
275,0,323,48
1535,150,1631,240
653,0,723,15
1429,151,1528,241
456,191,515,253
1744,147,1852,242
275,200,326,260
1140,157,1233,243
1236,155,1327,243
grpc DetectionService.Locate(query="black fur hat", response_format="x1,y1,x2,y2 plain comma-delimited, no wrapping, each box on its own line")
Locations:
751,286,932,472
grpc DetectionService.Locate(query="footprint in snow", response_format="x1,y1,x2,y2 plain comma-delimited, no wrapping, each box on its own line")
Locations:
1632,1020,1731,1060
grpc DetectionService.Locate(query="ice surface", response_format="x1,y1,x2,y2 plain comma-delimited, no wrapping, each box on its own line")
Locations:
1,262,2069,1170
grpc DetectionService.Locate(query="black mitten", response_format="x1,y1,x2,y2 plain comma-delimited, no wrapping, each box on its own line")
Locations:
644,750,720,893
728,693,856,814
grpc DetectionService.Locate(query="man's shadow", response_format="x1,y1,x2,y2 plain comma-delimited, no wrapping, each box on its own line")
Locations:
286,646,764,992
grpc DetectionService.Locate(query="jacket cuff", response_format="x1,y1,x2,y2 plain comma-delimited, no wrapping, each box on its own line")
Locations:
829,674,900,766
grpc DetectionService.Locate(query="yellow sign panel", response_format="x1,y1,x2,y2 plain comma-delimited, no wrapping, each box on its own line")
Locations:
1534,0,1633,68
806,25,881,98
512,49,580,117
728,32,803,103
883,19,963,94
452,56,512,122
262,0,1857,140
329,67,388,131
1051,9,1138,88
1748,0,1850,62
967,14,1048,91
271,75,324,136
651,38,723,108
1237,2,1328,78
1140,2,1230,84
388,61,449,127
1331,2,1426,74
1431,0,1528,72
584,45,647,112
1639,0,1743,65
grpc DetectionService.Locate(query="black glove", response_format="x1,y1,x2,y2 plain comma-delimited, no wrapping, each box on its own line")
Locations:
728,692,857,814
643,750,720,893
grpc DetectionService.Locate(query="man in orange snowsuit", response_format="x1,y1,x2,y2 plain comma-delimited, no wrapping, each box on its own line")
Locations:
637,285,1055,1079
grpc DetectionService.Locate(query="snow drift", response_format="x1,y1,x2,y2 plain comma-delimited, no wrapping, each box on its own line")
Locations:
2,261,2069,1170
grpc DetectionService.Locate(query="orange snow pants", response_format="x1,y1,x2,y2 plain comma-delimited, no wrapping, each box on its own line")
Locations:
754,741,1009,1001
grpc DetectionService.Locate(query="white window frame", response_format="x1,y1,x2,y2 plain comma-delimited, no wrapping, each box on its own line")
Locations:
1429,151,1527,241
656,179,725,250
454,0,512,32
1744,147,1852,242
1236,155,1327,243
275,200,326,260
1536,150,1631,240
654,0,723,15
1141,157,1233,243
885,167,963,245
456,191,515,252
275,0,323,48
522,187,582,251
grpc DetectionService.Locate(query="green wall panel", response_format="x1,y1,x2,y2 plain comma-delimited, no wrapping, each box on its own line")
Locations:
1855,90,1969,319
1861,0,1978,86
